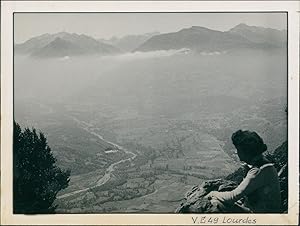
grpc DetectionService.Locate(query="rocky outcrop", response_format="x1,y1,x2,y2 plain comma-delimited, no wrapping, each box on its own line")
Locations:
267,141,288,212
176,141,288,213
175,179,239,213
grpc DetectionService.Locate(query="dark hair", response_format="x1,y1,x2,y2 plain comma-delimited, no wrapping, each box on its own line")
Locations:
231,130,267,157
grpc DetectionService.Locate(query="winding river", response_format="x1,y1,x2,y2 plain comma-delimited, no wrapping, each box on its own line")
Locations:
57,116,137,199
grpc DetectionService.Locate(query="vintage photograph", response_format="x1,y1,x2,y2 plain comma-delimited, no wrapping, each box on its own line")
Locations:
12,12,289,215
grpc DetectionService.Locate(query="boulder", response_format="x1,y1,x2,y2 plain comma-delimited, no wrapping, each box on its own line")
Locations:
175,179,238,213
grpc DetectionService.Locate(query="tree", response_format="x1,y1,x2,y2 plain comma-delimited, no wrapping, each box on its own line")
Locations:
13,121,70,213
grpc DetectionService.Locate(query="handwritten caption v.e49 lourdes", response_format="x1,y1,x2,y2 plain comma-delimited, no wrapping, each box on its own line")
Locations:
191,216,257,224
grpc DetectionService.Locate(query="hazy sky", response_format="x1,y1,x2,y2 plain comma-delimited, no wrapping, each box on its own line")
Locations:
14,13,287,43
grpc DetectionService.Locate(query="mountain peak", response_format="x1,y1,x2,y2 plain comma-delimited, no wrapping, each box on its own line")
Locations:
230,23,284,33
230,23,260,32
234,23,249,28
57,31,69,35
180,26,218,33
190,26,212,30
53,31,74,38
16,31,120,58
229,23,286,46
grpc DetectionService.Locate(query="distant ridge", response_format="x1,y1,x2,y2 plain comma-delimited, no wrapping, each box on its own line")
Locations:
15,24,287,57
229,23,286,47
15,32,120,58
134,23,286,52
99,32,160,52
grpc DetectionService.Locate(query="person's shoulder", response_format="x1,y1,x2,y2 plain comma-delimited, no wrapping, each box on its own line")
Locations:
248,163,275,177
260,163,275,170
260,163,277,175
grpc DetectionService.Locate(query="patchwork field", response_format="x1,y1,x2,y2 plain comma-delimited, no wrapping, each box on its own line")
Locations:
15,49,287,213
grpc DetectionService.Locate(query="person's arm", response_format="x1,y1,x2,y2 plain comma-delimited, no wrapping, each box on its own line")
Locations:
208,167,265,205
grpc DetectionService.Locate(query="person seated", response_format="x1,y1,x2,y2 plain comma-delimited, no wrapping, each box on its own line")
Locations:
206,130,281,213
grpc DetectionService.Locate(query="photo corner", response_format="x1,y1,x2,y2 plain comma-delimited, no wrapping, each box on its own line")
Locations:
1,1,299,225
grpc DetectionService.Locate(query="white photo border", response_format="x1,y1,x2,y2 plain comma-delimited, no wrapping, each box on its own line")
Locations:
1,1,299,225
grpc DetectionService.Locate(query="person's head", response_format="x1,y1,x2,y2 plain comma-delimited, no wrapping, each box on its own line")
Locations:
231,130,267,164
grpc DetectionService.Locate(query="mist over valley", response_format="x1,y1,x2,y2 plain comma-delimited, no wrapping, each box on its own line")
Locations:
14,23,287,213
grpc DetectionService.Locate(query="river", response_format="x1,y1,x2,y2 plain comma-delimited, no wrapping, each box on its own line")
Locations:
57,116,137,199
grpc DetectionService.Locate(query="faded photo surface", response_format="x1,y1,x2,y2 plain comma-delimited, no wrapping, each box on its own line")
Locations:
13,13,288,214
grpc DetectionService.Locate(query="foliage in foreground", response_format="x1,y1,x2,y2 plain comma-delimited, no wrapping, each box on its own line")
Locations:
14,121,70,213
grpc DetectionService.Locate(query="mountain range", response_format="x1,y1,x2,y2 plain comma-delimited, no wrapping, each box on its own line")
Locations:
15,24,286,58
15,32,120,58
135,23,286,52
